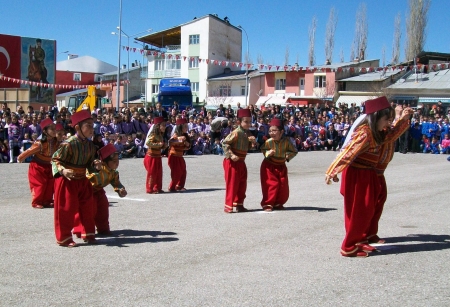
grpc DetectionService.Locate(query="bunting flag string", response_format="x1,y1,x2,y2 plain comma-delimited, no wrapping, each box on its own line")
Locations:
121,45,450,73
0,75,130,89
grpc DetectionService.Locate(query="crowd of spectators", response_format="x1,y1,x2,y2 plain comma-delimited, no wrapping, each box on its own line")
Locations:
1,99,450,163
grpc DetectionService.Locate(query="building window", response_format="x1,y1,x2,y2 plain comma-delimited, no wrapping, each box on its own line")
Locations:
167,59,181,70
300,78,305,90
219,85,231,96
155,60,165,71
189,57,199,68
73,73,81,81
152,84,159,93
275,79,286,90
241,86,246,95
191,82,199,92
315,76,326,88
189,34,200,45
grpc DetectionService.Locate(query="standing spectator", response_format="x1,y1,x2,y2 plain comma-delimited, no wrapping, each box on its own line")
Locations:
325,124,339,151
8,114,23,163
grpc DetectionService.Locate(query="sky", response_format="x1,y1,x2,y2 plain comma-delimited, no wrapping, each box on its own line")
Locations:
1,0,449,69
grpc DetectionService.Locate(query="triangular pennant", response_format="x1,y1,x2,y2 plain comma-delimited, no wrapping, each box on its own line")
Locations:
225,61,229,66
276,66,280,71
206,59,210,64
132,48,136,52
268,65,272,70
231,62,236,67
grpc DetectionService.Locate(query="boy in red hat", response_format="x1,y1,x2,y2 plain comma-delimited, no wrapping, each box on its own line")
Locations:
52,110,102,247
167,117,190,192
73,143,127,236
144,117,166,193
18,118,62,209
222,108,257,213
325,96,412,257
260,118,297,212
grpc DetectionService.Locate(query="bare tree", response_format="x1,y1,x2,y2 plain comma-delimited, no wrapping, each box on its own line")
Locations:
308,16,317,66
391,13,401,64
340,47,345,63
325,7,338,64
284,45,290,66
353,2,368,60
405,0,431,61
256,54,264,64
350,41,355,61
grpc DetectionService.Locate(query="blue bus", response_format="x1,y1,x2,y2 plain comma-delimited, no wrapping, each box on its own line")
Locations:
158,78,193,110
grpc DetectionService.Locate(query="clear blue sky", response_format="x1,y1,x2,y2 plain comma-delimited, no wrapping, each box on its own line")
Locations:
1,0,449,68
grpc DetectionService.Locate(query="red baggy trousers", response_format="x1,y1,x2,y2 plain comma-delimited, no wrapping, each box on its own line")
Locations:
144,155,163,193
223,158,247,212
168,155,186,191
73,188,110,235
260,159,289,210
339,166,381,254
54,177,95,244
365,175,387,241
28,161,54,207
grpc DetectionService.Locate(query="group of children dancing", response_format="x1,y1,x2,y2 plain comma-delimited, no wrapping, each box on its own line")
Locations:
17,98,415,258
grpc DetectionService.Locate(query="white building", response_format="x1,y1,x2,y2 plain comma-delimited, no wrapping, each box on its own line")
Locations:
136,14,243,107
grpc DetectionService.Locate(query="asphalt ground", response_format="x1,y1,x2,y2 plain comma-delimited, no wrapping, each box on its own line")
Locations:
1,151,449,306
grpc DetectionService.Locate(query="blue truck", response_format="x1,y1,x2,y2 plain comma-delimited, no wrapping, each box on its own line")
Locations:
158,78,193,110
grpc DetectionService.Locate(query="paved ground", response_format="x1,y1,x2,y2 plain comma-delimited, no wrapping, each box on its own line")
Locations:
1,151,449,306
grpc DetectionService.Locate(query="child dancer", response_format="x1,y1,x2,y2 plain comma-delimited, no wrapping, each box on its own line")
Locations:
18,118,61,209
144,117,166,194
260,118,298,212
222,108,257,213
52,110,102,247
167,118,190,192
366,106,413,245
73,144,127,236
325,97,411,258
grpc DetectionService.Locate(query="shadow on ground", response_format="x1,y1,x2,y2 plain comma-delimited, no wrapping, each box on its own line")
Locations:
96,229,179,247
372,234,450,256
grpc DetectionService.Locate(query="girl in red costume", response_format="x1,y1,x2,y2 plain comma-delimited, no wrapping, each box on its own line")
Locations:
325,96,412,258
18,118,61,209
167,117,190,192
144,117,166,193
260,118,297,212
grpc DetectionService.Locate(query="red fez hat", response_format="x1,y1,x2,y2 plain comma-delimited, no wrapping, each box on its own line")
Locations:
153,117,164,124
55,123,64,131
71,110,92,126
237,108,251,118
269,118,282,127
364,96,390,114
98,143,117,160
176,118,187,125
39,118,54,129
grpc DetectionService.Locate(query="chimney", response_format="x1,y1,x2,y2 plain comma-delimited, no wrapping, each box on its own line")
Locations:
122,64,126,69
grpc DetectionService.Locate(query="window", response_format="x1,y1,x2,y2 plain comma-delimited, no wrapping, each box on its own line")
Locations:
189,34,200,45
191,82,199,92
241,86,246,95
166,59,181,70
73,73,81,81
275,79,286,90
315,76,326,88
189,57,199,68
300,78,305,90
219,85,231,96
152,84,159,93
155,60,165,71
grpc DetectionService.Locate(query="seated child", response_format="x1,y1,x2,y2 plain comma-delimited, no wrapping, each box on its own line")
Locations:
303,132,318,151
122,134,137,158
212,138,224,155
440,134,450,154
135,132,145,158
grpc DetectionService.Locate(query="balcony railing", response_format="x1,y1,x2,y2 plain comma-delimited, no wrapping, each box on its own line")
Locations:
148,69,181,78
165,45,181,51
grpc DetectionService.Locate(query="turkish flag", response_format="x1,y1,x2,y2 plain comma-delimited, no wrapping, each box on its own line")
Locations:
0,34,21,88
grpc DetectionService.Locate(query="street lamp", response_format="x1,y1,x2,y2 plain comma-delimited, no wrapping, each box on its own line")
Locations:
112,28,152,108
57,51,69,59
115,0,123,113
238,25,249,107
